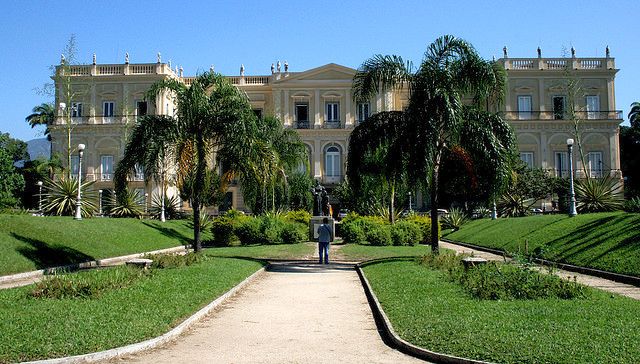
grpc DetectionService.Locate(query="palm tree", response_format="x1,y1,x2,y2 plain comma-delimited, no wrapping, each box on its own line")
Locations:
352,35,515,253
629,102,640,127
25,103,54,140
116,72,256,252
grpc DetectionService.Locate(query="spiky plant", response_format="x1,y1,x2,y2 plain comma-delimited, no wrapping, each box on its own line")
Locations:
150,193,182,220
441,207,469,231
498,191,532,217
575,176,624,212
624,197,640,213
42,176,97,217
187,208,213,231
105,189,144,218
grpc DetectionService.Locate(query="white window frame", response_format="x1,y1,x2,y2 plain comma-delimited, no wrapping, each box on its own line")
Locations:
554,151,569,178
325,146,341,178
587,151,603,178
357,102,370,122
103,101,115,123
326,102,339,122
133,163,144,181
586,95,600,120
520,152,534,169
517,95,532,120
101,155,114,181
135,100,147,118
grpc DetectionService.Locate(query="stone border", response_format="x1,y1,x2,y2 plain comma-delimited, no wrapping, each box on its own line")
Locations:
355,261,493,364
21,265,266,364
441,238,640,287
0,245,190,288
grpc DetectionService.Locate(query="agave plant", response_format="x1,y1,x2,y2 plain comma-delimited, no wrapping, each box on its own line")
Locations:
624,197,640,213
105,189,144,218
498,191,532,217
42,176,97,217
575,175,624,212
441,208,468,231
187,208,213,231
150,192,182,220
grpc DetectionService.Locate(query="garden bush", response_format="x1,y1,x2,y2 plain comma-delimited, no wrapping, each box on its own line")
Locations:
281,222,307,244
284,209,311,225
624,197,640,213
261,215,286,244
441,207,468,231
366,223,392,246
211,216,236,246
391,220,423,246
404,214,440,244
235,218,264,245
147,252,205,269
341,220,366,244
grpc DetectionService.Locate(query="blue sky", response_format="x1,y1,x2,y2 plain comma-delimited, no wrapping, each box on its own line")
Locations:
1,0,638,141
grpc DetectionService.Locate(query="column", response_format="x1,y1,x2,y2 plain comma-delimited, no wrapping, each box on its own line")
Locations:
90,84,96,124
313,140,322,179
314,90,321,129
540,132,548,170
345,89,353,128
274,90,282,120
284,90,290,127
610,129,620,173
538,79,546,113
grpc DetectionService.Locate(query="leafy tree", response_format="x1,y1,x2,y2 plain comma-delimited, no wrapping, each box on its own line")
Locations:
352,35,515,253
0,132,27,208
287,171,313,211
116,72,256,252
621,103,640,197
25,103,55,140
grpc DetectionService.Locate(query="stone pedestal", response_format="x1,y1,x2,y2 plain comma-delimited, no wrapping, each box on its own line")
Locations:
309,216,335,242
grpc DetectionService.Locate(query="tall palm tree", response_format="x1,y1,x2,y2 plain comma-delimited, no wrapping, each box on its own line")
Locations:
629,102,640,127
25,103,55,140
352,35,515,253
116,72,256,252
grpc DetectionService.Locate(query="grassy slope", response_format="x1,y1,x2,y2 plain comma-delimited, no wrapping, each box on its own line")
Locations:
0,257,263,363
0,215,204,275
206,242,316,260
445,212,640,277
338,244,432,261
364,260,640,364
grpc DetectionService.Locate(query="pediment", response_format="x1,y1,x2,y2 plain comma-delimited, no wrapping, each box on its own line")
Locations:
277,63,356,83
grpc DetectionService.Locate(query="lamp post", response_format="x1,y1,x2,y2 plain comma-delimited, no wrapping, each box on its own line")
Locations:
144,193,149,215
37,181,43,215
98,190,103,216
408,191,412,212
567,138,577,217
74,143,85,220
491,200,497,220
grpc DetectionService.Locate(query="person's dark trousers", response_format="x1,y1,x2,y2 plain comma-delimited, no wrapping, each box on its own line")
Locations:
318,241,330,264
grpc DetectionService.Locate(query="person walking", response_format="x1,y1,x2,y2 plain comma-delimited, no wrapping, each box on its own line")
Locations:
317,217,332,264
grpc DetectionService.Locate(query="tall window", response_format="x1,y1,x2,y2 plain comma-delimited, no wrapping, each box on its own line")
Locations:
325,146,341,177
101,155,114,181
136,101,147,117
552,96,566,120
71,155,79,178
253,108,263,120
517,96,532,120
586,95,600,120
71,102,83,117
326,102,339,122
295,102,309,128
133,163,144,181
588,151,603,178
520,152,534,169
357,102,370,122
103,101,115,123
554,151,568,177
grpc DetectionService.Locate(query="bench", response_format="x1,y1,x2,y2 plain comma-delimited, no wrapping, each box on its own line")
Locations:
461,257,488,269
126,258,153,269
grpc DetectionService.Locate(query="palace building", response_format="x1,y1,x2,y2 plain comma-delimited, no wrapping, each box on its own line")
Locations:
50,47,622,212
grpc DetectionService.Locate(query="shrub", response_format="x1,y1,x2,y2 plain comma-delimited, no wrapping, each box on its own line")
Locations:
623,196,640,213
391,221,423,246
575,175,624,212
441,208,468,231
150,193,182,220
106,189,144,218
187,209,213,232
285,210,311,225
261,215,286,245
235,218,263,246
147,252,204,269
211,216,236,247
30,266,146,299
404,214,440,244
341,220,365,244
281,222,307,244
42,176,97,217
366,224,392,246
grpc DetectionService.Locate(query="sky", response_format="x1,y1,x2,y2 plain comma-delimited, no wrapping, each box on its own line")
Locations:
1,0,638,142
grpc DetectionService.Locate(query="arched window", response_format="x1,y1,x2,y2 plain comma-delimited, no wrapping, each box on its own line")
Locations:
325,146,341,177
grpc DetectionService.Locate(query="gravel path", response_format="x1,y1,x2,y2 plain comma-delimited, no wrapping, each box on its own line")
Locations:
113,261,426,364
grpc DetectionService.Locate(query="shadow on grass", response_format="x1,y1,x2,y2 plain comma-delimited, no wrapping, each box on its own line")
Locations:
13,233,95,270
142,221,193,245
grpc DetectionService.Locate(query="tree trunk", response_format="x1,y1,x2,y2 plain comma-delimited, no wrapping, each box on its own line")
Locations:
430,150,443,255
193,134,206,252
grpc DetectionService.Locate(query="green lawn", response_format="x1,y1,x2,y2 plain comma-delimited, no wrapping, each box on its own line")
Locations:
0,257,262,363
338,243,432,261
363,259,640,364
206,242,316,260
0,215,204,275
445,212,640,277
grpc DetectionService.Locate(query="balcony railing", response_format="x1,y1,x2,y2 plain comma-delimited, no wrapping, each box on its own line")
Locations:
502,57,615,71
502,110,622,121
296,121,310,129
101,173,113,181
323,121,341,129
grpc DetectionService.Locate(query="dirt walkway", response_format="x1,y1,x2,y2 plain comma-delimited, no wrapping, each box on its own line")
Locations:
440,241,640,300
113,261,425,364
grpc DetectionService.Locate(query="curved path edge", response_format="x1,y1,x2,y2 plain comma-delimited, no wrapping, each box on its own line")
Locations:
355,261,493,364
21,266,267,364
0,245,191,289
441,238,640,287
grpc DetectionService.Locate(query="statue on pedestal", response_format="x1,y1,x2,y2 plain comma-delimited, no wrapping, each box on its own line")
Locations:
311,180,327,216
